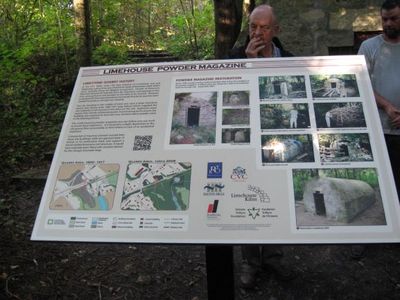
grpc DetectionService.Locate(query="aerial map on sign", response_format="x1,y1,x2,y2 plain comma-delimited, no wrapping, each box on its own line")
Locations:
50,164,119,210
122,162,192,210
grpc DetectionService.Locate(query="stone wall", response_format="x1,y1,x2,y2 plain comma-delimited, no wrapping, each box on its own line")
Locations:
174,96,216,127
247,0,383,56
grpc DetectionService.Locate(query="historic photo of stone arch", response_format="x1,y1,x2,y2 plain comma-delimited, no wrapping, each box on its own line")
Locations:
222,91,249,106
292,168,386,226
261,134,314,163
258,75,307,100
222,128,250,144
314,102,366,129
310,74,360,98
222,108,250,125
260,103,310,130
318,133,373,163
169,92,217,145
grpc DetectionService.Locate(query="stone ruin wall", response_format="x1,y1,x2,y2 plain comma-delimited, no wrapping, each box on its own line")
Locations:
239,0,383,56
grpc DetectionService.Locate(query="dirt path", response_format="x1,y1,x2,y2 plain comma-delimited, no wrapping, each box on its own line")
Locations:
1,182,400,299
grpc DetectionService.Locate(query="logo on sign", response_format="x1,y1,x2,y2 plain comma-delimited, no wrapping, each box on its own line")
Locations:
248,207,260,219
208,200,219,214
230,166,248,181
207,200,221,219
207,162,223,178
203,183,225,195
248,185,270,203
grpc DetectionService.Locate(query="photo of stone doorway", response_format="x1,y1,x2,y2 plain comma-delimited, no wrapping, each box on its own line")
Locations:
221,128,250,144
310,74,360,98
318,133,373,162
258,75,307,100
169,92,217,145
292,168,386,226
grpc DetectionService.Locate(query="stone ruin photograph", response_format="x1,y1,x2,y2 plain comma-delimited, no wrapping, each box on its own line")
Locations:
169,92,217,145
292,168,386,226
314,102,366,128
258,75,307,100
310,74,360,98
222,90,249,106
222,108,250,125
261,134,315,163
318,133,373,162
221,128,250,144
260,103,311,130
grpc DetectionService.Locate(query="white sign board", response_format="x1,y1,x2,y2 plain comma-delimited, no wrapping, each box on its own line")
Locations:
31,56,400,243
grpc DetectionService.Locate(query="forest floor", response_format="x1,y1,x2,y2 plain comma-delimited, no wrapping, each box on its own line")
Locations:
2,179,400,300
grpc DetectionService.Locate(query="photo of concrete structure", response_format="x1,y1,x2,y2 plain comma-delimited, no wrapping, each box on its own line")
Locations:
221,128,250,144
260,103,310,130
311,74,360,98
222,91,249,106
261,134,314,163
293,168,386,226
222,108,250,125
314,102,366,129
259,75,306,100
318,133,373,162
170,92,217,145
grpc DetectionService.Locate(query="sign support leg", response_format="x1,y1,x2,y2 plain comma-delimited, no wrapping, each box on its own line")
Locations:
205,245,235,300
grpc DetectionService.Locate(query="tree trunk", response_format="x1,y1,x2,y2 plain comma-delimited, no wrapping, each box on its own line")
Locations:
73,0,92,67
213,0,243,59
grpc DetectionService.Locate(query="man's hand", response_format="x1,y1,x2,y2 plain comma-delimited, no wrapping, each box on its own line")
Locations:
375,91,400,129
385,105,400,128
245,37,266,58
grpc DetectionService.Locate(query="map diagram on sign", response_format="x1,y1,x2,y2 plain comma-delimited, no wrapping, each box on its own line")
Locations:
122,162,192,210
50,164,119,210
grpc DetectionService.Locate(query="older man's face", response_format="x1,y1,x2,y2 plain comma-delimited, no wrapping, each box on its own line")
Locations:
382,6,400,39
249,8,279,46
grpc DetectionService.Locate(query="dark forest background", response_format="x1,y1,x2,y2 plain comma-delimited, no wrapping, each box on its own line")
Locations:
0,0,254,178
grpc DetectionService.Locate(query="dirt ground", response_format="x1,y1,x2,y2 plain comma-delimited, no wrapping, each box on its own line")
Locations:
2,181,400,300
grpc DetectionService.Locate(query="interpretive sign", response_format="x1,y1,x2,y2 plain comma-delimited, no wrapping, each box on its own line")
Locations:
31,56,400,243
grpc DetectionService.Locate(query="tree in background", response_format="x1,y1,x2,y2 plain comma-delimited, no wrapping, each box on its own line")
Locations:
74,0,93,66
0,0,77,176
213,0,243,58
0,0,243,176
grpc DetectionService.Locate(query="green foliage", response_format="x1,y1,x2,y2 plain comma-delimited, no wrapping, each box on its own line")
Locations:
0,0,217,177
92,43,129,65
0,0,78,176
152,1,215,60
90,0,215,60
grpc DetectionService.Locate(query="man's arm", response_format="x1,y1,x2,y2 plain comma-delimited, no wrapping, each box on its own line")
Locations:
375,91,400,128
